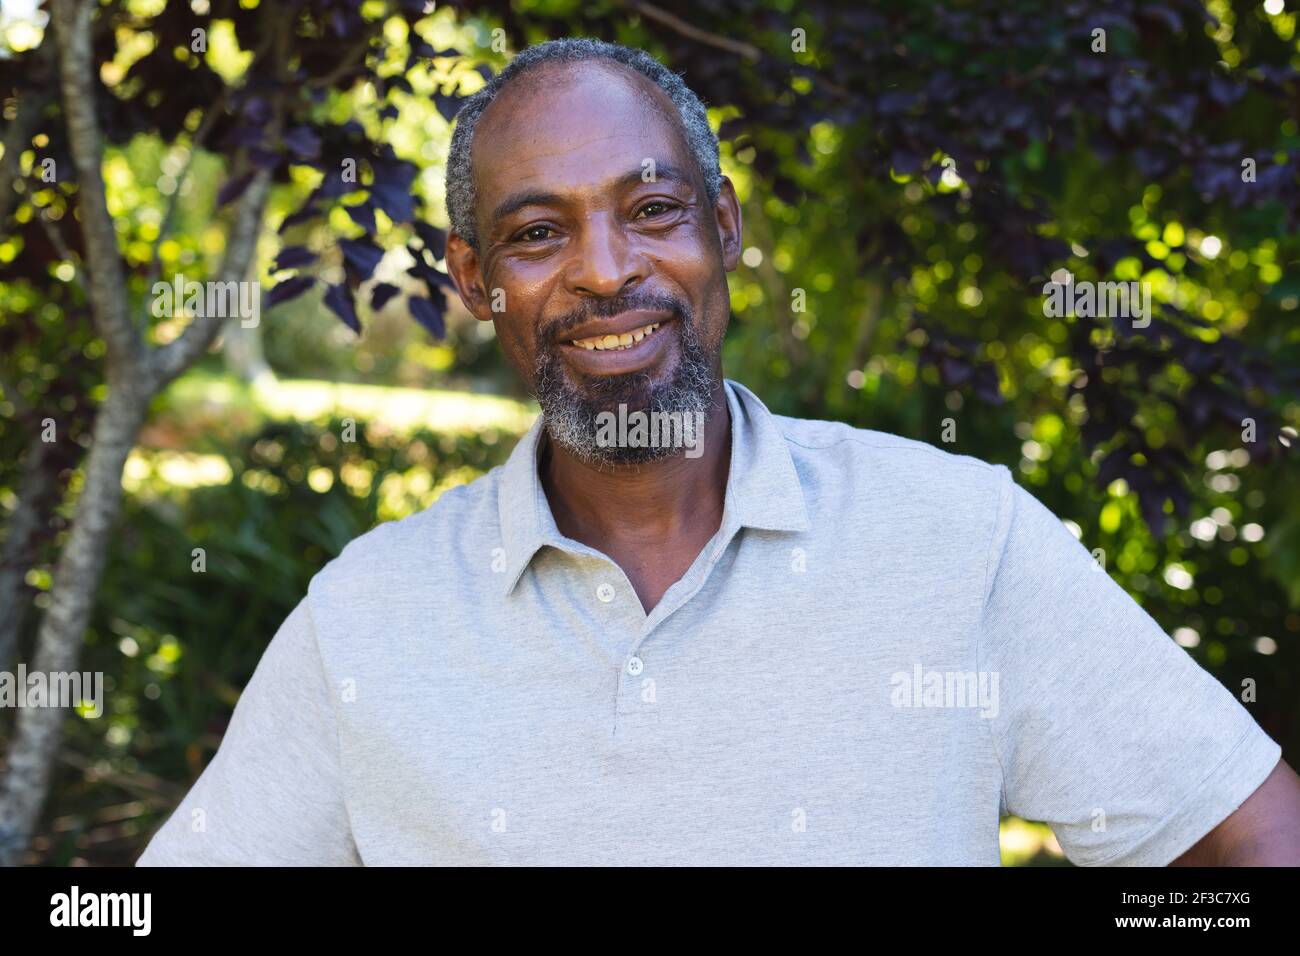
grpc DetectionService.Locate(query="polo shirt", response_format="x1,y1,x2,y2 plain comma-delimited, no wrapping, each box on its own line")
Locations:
137,378,1281,866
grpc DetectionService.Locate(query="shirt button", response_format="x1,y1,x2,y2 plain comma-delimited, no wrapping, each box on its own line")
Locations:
627,655,644,676
596,583,615,603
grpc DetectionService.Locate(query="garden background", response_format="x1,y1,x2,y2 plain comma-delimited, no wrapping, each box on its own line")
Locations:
1,0,1298,865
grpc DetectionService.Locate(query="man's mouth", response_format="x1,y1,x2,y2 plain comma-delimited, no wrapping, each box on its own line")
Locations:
569,321,663,351
554,309,678,377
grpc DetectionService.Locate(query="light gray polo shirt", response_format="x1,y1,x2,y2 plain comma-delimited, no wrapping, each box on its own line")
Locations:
138,378,1281,866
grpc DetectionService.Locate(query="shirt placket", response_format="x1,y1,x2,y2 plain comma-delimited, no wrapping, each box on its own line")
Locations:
584,565,658,746
604,519,742,747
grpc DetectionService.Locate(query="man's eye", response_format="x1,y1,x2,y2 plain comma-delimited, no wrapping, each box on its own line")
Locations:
637,201,677,219
516,225,554,243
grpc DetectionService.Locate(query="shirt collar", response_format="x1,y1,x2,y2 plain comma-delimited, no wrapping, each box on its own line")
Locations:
496,378,809,596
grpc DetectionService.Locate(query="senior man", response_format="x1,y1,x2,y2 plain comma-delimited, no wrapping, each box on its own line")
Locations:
139,38,1300,866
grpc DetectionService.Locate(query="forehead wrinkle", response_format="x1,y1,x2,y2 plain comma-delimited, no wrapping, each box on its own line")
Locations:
481,130,633,183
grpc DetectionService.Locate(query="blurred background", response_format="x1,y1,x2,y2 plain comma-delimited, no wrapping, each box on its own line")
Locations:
1,0,1297,866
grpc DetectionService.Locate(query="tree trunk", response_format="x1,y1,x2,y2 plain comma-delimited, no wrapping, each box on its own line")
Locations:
221,316,275,387
0,383,147,865
0,0,275,866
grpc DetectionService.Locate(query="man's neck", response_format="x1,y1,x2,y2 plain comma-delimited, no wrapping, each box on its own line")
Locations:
538,381,733,611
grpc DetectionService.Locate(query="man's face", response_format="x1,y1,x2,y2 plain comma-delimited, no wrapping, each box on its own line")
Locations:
445,59,743,464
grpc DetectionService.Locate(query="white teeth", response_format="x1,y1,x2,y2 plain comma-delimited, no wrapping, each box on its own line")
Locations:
571,322,661,351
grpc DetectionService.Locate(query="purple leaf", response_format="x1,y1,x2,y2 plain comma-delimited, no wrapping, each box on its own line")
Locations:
415,221,447,260
217,171,254,207
434,93,463,121
409,295,445,338
324,283,360,333
283,125,322,160
339,237,385,280
274,245,316,271
249,146,281,169
279,202,320,232
240,95,270,125
224,124,265,148
406,254,442,285
372,157,418,190
266,275,314,308
370,181,415,223
346,201,377,234
876,90,917,116
370,282,401,310
318,173,357,199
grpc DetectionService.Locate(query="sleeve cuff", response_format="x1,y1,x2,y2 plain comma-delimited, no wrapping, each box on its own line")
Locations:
1084,723,1282,867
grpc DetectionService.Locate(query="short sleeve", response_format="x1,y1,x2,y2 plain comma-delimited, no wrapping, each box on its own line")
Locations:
978,468,1282,866
137,598,360,865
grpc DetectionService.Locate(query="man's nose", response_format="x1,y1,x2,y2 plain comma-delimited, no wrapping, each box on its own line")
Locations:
564,211,646,298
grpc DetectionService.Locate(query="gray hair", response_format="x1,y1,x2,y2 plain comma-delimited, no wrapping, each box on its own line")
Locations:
444,37,723,252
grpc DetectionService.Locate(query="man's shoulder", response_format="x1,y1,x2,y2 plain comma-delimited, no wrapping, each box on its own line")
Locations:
308,464,504,595
770,408,1011,500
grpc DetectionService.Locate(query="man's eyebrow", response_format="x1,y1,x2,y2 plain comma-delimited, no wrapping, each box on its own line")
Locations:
488,162,697,228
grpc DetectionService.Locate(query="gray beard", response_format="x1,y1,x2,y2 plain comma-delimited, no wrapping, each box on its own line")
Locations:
533,316,718,467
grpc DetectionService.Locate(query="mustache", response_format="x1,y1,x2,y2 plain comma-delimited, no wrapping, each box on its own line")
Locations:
537,290,690,344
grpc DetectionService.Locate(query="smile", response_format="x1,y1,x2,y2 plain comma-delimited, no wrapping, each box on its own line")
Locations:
570,322,662,351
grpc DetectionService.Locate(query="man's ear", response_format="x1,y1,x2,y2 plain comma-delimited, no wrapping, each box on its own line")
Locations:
444,233,494,322
714,176,743,272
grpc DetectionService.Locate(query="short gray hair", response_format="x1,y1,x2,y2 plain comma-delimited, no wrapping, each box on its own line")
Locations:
444,37,723,252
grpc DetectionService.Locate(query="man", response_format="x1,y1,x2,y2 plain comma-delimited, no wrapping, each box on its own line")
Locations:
138,38,1300,866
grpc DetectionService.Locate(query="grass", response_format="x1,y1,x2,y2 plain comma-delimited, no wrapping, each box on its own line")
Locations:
139,368,536,453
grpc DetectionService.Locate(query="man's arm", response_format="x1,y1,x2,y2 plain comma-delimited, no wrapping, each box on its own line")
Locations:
137,597,360,865
981,472,1285,866
1170,758,1300,866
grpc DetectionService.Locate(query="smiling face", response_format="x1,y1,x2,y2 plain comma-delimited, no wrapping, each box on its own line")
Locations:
444,58,743,464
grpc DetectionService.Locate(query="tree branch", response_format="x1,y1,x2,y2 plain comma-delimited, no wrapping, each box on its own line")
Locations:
147,163,273,391
307,32,377,89
625,1,763,62
147,0,293,390
49,0,143,377
145,87,232,296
